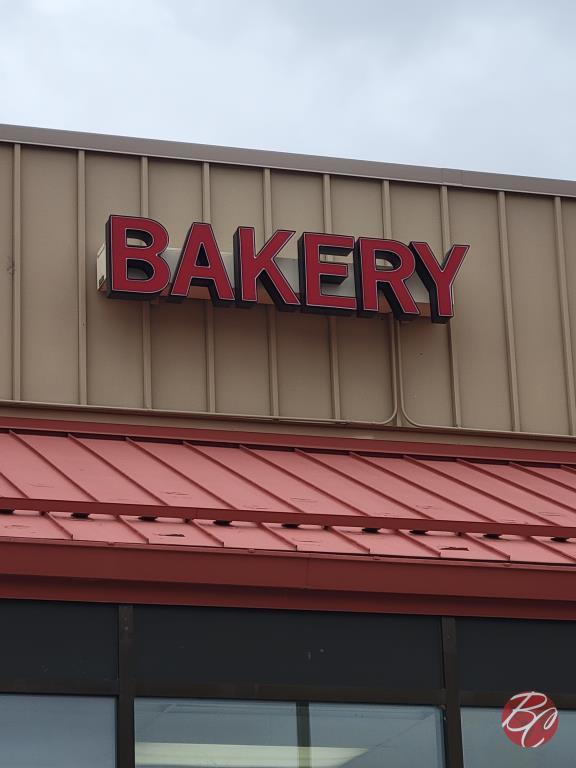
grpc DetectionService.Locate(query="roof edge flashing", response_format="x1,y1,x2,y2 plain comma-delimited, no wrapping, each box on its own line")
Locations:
1,123,576,198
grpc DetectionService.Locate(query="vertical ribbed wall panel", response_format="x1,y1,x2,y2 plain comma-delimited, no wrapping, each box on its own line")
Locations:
85,152,143,407
0,138,574,436
449,188,512,430
20,147,78,403
390,183,453,427
0,145,13,399
148,157,205,412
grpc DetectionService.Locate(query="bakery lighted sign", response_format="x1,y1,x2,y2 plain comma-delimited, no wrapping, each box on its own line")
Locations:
98,215,469,323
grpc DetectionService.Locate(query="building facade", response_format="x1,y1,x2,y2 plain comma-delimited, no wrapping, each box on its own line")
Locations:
1,123,576,766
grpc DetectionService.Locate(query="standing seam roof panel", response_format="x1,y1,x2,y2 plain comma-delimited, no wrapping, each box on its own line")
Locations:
1,430,576,566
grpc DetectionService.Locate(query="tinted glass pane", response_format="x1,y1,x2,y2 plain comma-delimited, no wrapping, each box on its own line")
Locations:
462,707,576,767
0,695,115,767
457,618,576,693
135,698,297,767
135,607,441,690
135,699,444,768
0,600,118,684
310,703,444,768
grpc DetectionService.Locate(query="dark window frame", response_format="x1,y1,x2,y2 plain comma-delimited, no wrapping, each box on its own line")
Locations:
2,603,576,768
129,606,450,768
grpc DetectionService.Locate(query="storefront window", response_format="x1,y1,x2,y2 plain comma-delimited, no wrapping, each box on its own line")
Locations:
461,708,576,767
309,704,444,768
134,699,444,768
135,699,298,767
0,695,115,767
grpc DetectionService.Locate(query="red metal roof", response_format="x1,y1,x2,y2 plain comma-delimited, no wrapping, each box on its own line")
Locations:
3,418,576,618
1,423,576,568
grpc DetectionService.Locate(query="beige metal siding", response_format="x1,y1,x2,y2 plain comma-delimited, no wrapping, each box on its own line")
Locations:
85,152,143,407
449,188,512,430
0,145,13,399
276,311,333,420
391,183,454,427
557,197,576,433
270,170,336,419
336,314,395,422
148,158,206,412
20,147,79,404
2,131,576,438
330,177,395,422
214,304,271,415
506,194,568,433
210,166,271,414
271,170,323,258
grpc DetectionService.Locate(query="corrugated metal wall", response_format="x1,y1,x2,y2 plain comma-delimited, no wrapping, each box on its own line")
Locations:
0,140,575,436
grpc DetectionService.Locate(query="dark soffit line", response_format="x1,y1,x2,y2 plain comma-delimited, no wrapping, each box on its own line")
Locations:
1,122,576,198
1,416,576,462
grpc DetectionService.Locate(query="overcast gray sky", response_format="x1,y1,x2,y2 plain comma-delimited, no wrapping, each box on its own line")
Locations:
0,0,574,179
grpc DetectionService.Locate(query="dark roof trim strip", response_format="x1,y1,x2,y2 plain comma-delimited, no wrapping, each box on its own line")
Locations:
1,123,576,198
1,416,576,463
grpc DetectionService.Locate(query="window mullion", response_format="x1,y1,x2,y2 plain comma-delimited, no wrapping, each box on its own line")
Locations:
441,616,464,768
117,605,135,768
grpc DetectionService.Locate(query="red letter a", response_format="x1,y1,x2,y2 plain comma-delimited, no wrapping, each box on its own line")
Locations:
170,222,235,305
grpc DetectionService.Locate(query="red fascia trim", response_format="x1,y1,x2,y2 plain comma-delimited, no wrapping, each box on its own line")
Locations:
2,540,576,620
0,415,576,463
3,577,576,621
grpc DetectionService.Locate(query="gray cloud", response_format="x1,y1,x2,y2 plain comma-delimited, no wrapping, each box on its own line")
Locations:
0,0,574,179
